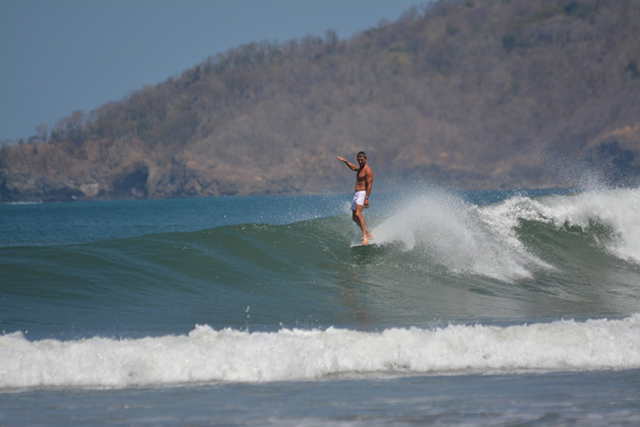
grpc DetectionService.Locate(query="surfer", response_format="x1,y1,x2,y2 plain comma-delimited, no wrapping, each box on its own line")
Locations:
337,151,374,245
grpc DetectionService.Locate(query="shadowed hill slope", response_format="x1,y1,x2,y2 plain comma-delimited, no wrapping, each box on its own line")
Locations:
2,0,639,201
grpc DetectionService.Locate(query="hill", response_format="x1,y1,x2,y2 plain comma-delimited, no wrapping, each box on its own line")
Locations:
1,0,639,202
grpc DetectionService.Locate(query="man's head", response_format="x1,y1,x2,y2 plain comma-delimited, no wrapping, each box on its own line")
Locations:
357,151,367,166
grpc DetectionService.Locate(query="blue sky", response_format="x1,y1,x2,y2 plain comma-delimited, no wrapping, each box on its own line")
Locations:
0,0,429,143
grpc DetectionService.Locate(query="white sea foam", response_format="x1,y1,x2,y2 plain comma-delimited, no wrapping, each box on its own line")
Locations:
372,191,550,281
371,188,640,280
2,315,639,390
483,187,640,264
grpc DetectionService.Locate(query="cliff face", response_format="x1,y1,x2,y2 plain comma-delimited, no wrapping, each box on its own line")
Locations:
2,0,639,202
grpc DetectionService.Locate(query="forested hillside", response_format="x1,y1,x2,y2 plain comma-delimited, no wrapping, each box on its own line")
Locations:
2,0,639,201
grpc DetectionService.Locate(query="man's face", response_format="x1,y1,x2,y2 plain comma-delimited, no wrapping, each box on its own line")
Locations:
357,155,366,166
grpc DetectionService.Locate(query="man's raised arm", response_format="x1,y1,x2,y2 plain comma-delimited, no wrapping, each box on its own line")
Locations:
336,156,359,171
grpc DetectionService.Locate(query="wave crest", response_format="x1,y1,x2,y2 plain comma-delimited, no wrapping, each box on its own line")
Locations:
2,315,639,390
371,188,640,281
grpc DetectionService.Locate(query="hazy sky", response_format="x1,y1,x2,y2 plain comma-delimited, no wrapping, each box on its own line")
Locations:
0,0,429,143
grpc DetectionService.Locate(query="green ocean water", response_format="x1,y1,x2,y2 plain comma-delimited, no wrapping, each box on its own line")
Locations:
2,188,640,425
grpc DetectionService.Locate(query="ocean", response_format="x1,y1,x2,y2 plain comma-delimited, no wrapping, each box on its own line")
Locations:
1,187,639,425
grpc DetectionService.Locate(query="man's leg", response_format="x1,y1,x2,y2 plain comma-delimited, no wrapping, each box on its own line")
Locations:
352,205,371,245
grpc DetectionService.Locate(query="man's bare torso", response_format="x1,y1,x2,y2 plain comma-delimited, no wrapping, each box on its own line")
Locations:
355,165,372,192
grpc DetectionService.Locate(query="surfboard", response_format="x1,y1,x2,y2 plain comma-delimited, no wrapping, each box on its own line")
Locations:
350,241,376,248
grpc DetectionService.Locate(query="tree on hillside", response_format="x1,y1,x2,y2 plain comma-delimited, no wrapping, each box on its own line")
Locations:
1,0,638,201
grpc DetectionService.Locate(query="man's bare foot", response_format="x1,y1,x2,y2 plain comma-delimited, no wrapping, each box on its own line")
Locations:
367,232,374,241
362,234,369,246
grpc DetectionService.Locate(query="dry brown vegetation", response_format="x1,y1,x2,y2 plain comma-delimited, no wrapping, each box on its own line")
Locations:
1,0,639,201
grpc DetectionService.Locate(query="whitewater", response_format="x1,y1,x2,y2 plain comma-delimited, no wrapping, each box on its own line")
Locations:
3,316,640,389
2,187,640,425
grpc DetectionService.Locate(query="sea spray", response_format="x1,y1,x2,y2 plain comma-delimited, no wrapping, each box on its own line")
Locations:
372,191,551,281
481,188,640,264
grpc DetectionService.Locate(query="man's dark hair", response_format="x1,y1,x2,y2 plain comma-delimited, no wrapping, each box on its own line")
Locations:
357,151,367,158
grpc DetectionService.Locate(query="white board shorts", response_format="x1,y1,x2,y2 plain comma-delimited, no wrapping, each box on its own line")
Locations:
350,191,367,211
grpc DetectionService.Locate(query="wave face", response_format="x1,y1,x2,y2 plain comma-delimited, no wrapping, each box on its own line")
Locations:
1,188,640,390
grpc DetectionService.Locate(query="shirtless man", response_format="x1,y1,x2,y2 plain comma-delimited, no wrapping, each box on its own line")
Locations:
337,151,374,245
